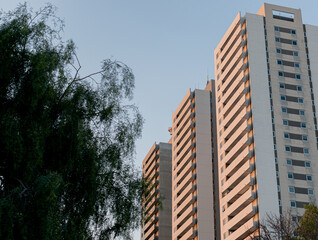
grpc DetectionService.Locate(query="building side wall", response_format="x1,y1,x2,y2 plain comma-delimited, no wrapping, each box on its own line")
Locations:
246,13,280,220
158,142,172,240
304,24,318,203
194,89,215,240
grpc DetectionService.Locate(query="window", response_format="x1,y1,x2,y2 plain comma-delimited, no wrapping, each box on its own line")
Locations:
286,159,292,165
301,122,306,128
282,107,287,113
281,95,286,101
298,98,304,103
297,86,302,91
277,60,282,65
285,146,291,152
304,148,309,154
302,135,308,141
280,83,285,88
305,161,311,168
308,65,311,70
279,71,284,76
276,48,281,53
274,144,277,150
299,110,305,115
274,26,279,31
291,29,296,34
275,37,280,42
273,131,276,137
294,63,300,68
276,171,279,177
290,201,296,208
279,200,281,206
283,120,288,126
292,40,297,45
277,185,280,192
309,76,312,81
306,175,312,181
308,189,314,195
289,186,295,193
284,132,290,139
288,172,294,179
296,74,301,79
293,51,298,56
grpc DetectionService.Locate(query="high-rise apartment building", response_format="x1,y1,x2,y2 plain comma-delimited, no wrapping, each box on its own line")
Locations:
171,82,218,240
141,142,172,240
214,3,318,239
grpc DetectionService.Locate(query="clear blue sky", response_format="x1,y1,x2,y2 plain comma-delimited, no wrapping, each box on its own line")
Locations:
2,0,318,239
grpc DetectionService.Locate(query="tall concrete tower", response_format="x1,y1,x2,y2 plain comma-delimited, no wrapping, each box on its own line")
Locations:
214,3,318,239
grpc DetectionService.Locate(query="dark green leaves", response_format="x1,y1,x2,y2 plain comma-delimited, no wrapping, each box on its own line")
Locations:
0,3,143,240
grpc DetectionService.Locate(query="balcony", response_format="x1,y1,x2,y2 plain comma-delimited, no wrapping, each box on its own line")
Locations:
224,188,256,218
226,203,257,232
227,217,258,240
222,174,254,204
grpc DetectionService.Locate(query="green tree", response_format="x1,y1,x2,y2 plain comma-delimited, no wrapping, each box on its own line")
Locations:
297,204,318,240
0,3,143,240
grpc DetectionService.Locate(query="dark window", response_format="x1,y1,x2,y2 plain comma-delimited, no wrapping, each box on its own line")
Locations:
276,48,281,53
305,161,311,168
292,40,297,45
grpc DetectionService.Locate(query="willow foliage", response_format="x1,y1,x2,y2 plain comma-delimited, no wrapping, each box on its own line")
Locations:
0,3,143,239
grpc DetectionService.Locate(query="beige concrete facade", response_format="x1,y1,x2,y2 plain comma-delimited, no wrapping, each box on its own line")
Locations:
171,85,217,240
141,142,172,240
214,3,318,240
